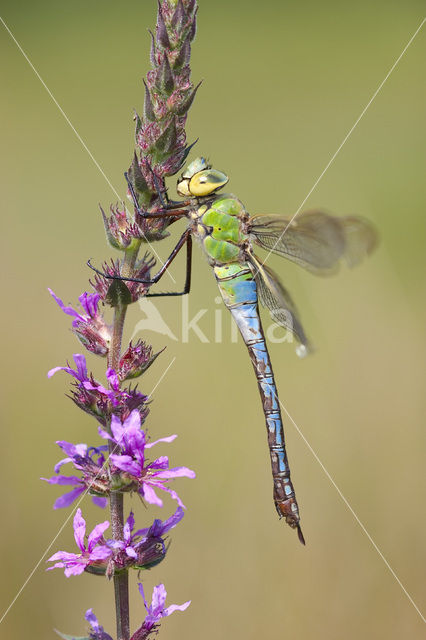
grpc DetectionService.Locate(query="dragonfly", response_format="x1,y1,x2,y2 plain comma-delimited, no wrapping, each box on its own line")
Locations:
89,156,377,544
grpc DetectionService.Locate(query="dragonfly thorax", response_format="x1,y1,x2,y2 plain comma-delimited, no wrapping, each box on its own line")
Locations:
177,156,229,197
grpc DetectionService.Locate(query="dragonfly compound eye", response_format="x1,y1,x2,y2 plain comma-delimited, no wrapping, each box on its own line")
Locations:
189,169,229,197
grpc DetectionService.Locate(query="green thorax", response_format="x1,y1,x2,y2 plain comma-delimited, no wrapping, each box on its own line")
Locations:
194,195,249,265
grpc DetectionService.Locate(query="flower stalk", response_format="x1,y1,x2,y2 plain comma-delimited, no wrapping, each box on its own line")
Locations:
46,2,198,639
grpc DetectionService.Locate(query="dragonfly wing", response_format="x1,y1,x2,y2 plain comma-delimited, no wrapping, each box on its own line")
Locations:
249,210,377,275
248,251,312,357
340,215,378,267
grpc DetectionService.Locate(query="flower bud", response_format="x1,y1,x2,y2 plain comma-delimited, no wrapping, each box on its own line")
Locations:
118,341,164,381
100,203,143,251
134,536,166,570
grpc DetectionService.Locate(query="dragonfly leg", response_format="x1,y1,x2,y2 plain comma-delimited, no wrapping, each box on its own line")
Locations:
146,234,192,297
87,229,191,289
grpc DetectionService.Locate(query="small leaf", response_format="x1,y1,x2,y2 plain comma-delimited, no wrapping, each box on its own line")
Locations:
143,79,155,122
155,119,177,154
148,29,156,66
156,53,174,95
156,1,171,49
133,110,142,139
171,0,186,29
175,80,202,116
106,280,133,307
173,35,191,70
129,152,149,195
54,631,90,640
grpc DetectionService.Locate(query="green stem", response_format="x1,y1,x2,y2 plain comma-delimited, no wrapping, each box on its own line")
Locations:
107,243,141,640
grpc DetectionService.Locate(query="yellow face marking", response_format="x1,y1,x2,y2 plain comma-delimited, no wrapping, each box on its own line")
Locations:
176,178,191,197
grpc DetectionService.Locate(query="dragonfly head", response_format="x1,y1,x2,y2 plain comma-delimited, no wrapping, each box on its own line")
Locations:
177,156,229,197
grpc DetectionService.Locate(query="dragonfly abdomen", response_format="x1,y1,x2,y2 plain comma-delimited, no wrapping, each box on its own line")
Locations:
214,263,305,544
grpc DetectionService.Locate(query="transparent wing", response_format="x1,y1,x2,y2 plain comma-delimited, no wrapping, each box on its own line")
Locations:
248,210,377,275
248,252,312,357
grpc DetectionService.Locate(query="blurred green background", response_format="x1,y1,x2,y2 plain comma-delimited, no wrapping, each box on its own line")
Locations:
1,1,425,638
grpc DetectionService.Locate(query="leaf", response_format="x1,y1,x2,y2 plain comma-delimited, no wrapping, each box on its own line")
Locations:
54,630,90,640
106,280,132,307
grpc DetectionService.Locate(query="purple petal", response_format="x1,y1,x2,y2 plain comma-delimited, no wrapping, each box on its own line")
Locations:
88,545,112,562
54,457,72,473
110,414,126,445
138,582,149,610
107,540,125,550
125,547,137,559
73,509,86,552
85,608,100,630
141,484,163,507
42,475,81,486
48,551,79,563
146,434,177,449
134,521,155,539
164,601,191,616
151,584,167,611
154,466,196,480
123,410,141,432
148,456,169,470
48,354,88,382
57,441,88,457
123,511,135,543
87,520,110,550
48,288,81,318
157,485,185,509
46,562,65,571
98,425,112,442
83,380,110,395
160,506,185,534
91,496,108,508
64,562,87,577
73,354,89,381
135,508,184,539
79,291,100,317
109,454,141,476
126,428,146,459
47,365,73,378
106,368,119,390
54,486,85,509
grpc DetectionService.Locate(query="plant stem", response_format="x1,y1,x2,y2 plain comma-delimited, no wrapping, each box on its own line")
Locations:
110,492,129,640
107,244,141,640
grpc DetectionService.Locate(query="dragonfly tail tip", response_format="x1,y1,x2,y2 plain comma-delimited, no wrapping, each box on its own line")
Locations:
297,525,306,546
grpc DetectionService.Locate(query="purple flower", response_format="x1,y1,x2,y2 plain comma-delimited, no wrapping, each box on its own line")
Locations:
130,583,190,639
48,353,90,383
108,507,184,570
48,354,149,425
43,441,109,509
99,411,195,508
85,608,113,640
49,288,111,356
136,505,184,540
47,509,112,577
107,510,140,560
